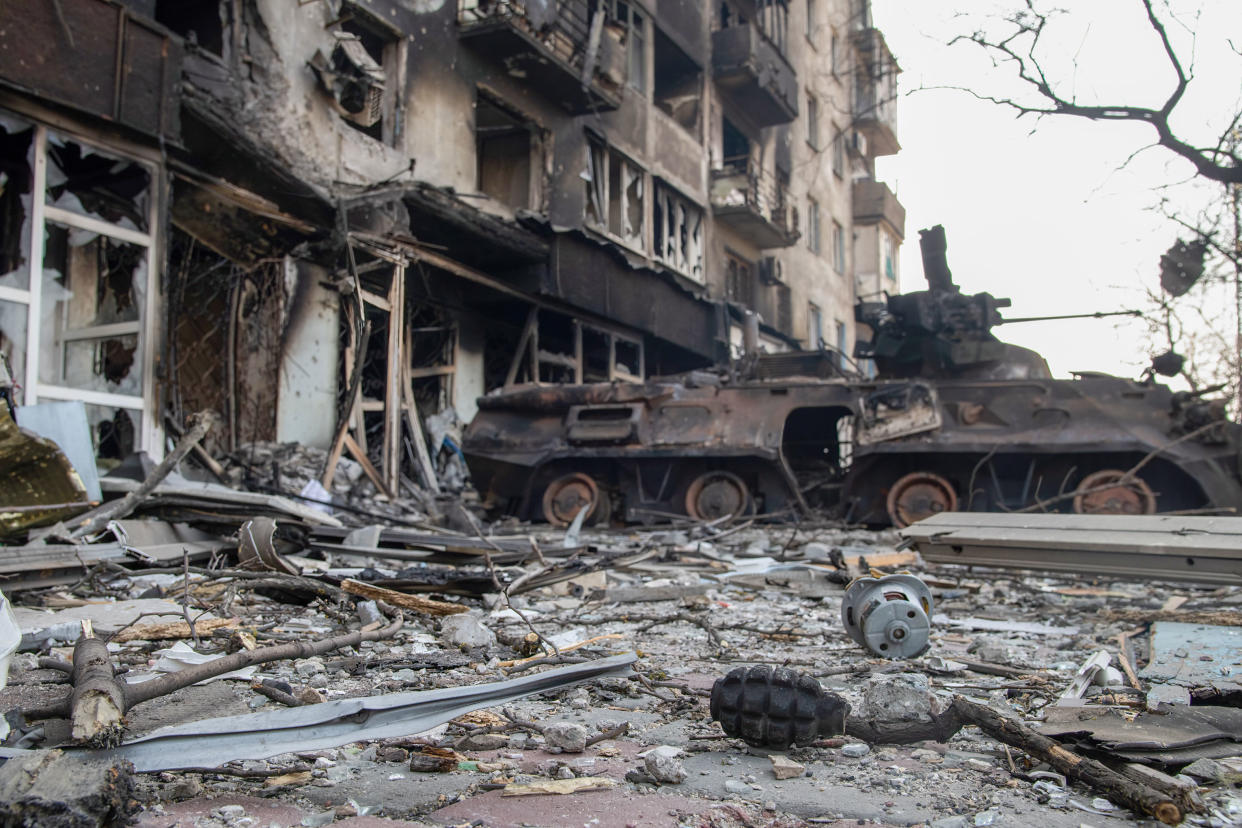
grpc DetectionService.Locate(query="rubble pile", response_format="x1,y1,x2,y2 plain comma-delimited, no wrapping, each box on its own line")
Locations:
0,502,1239,827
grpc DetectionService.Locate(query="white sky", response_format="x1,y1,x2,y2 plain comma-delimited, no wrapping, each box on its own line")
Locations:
870,0,1240,380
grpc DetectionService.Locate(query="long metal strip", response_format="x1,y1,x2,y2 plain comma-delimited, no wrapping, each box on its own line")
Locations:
902,514,1242,586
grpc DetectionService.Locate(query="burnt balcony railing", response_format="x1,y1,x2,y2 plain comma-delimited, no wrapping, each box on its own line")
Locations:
711,21,798,127
710,156,799,248
458,0,622,114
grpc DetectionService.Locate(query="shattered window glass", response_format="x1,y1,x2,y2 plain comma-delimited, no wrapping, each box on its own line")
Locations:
0,114,34,290
44,132,150,233
38,224,146,397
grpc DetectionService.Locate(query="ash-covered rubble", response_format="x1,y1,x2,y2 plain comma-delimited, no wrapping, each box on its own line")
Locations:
0,515,1238,828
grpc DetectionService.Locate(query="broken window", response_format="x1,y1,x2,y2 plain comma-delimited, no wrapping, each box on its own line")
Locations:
653,28,701,133
476,94,534,211
0,114,159,464
155,0,228,57
652,181,704,282
725,251,755,307
311,13,402,144
583,135,644,249
612,0,647,93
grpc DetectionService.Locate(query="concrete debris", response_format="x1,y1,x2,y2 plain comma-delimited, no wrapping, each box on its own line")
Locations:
0,490,1240,827
643,745,687,784
439,611,497,649
543,721,590,753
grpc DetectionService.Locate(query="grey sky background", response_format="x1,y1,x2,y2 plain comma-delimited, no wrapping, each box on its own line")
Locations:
871,0,1239,382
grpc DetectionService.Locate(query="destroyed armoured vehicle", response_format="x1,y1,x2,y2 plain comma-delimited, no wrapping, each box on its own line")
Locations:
463,227,1242,527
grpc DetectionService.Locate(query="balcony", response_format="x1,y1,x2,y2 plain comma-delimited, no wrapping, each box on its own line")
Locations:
852,179,905,238
710,157,799,248
851,28,900,156
711,22,798,127
457,0,622,115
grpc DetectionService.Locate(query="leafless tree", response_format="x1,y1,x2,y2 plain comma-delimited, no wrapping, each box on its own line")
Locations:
948,0,1240,184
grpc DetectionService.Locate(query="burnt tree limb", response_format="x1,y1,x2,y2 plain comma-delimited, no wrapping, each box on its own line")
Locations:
69,636,127,748
845,697,1181,826
22,611,404,723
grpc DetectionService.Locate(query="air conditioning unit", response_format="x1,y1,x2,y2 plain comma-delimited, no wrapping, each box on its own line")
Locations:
309,33,386,128
849,130,868,158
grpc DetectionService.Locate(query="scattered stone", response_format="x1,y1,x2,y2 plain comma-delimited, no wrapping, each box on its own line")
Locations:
440,612,497,649
555,765,575,779
543,721,589,753
768,754,805,780
376,746,409,763
356,600,384,627
644,746,687,784
840,743,871,758
459,732,509,751
298,687,326,704
294,658,325,677
856,673,946,722
724,779,750,795
213,804,246,820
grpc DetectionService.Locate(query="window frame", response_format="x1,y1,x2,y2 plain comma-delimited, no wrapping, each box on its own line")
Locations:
832,219,845,273
0,114,163,458
652,179,705,283
806,197,821,255
613,0,648,94
808,302,823,348
806,94,819,150
584,134,647,253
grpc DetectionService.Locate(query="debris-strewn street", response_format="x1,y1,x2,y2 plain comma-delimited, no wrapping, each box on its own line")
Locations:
1,506,1239,827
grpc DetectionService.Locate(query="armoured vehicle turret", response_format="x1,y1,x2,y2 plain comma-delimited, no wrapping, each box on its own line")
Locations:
463,227,1242,527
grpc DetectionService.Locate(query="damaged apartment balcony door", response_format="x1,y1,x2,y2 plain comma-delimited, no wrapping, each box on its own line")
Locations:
0,116,162,466
325,242,438,499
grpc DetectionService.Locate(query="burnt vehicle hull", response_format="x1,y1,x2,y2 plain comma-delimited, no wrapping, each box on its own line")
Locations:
463,369,1242,526
464,226,1242,526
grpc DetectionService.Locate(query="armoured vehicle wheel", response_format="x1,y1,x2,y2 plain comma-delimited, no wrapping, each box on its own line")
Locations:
541,473,600,526
1073,469,1156,515
887,471,958,528
685,471,751,521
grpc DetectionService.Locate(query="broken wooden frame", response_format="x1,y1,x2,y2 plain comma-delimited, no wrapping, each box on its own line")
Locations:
322,235,439,497
504,306,644,387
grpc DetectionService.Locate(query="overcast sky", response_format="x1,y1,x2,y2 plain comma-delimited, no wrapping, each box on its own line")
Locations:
871,0,1240,381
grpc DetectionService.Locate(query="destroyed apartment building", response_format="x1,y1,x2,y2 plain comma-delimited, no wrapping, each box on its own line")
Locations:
3,2,1242,828
0,0,903,488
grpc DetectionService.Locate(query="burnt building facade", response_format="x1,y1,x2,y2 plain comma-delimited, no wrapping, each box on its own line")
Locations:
0,0,901,484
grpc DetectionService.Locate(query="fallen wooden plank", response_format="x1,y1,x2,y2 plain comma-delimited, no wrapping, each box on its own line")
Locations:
340,579,468,616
